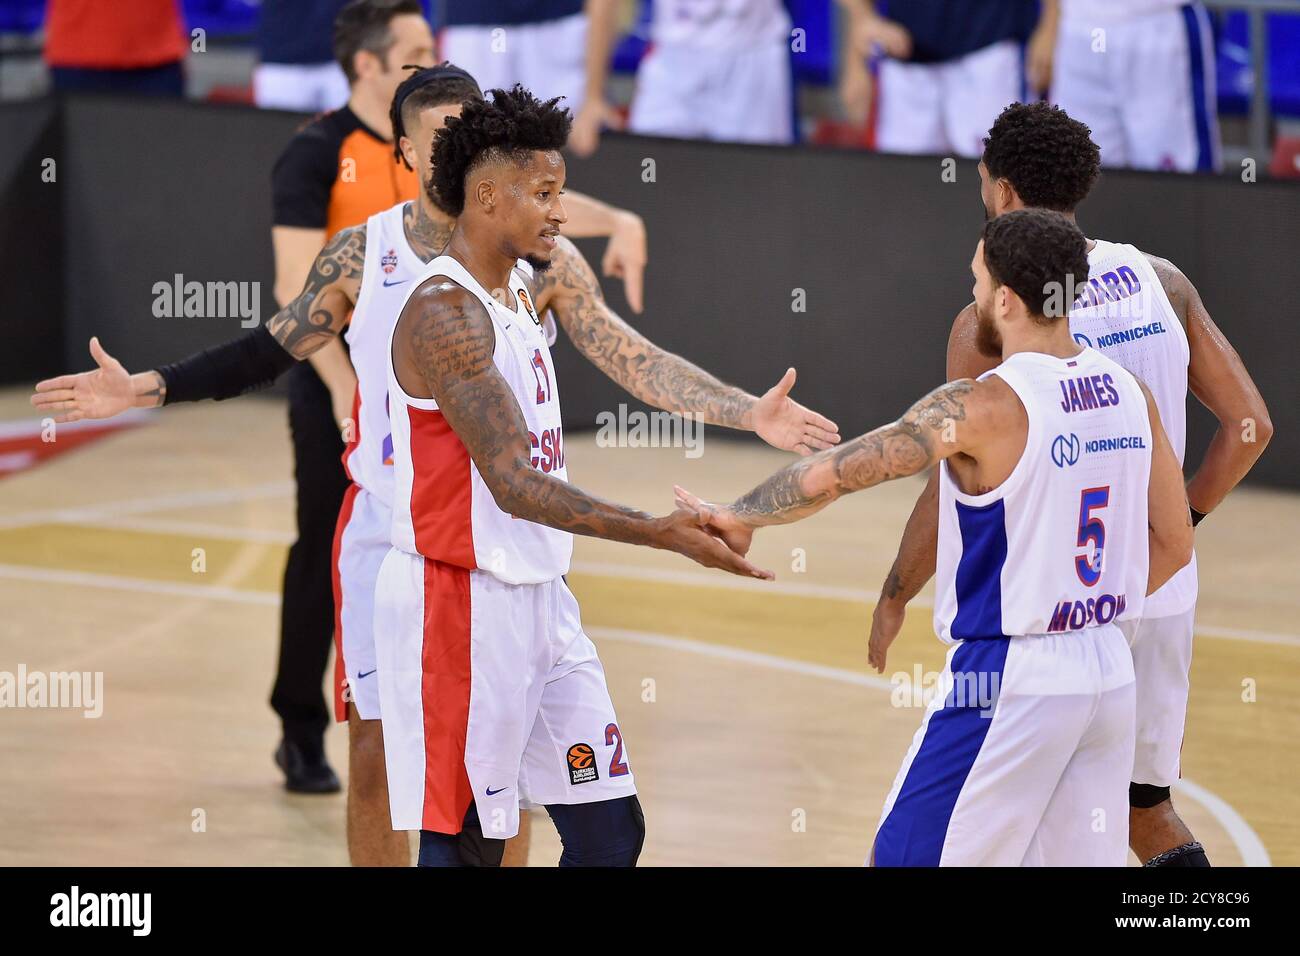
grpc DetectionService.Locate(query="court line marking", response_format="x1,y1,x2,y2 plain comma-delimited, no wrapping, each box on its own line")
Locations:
0,481,294,531
0,561,1271,866
8,475,1297,649
12,498,1300,650
0,408,155,440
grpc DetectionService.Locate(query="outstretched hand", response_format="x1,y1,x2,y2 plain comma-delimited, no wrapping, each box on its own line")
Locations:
659,506,772,580
32,337,135,423
753,368,840,456
673,485,756,560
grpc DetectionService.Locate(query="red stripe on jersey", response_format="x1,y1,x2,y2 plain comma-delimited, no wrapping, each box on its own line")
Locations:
420,558,474,834
408,405,476,569
340,382,362,482
330,482,362,724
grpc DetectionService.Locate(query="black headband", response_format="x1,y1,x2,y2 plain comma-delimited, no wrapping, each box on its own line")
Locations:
392,61,481,120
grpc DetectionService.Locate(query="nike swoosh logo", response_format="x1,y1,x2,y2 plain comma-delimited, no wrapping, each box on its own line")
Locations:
485,786,509,796
357,669,377,679
382,278,409,287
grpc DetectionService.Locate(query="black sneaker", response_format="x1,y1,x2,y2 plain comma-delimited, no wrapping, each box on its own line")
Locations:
274,737,341,794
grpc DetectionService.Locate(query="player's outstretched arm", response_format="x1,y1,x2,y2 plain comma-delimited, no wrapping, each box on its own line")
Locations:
1147,255,1273,520
675,379,984,558
868,303,1001,671
535,236,841,456
557,191,647,314
31,226,366,423
1141,380,1195,594
400,281,773,580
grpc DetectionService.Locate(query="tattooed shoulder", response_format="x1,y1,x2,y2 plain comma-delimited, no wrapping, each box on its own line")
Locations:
405,280,496,388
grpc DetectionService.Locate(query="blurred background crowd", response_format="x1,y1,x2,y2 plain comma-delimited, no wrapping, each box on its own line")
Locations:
1,0,1297,176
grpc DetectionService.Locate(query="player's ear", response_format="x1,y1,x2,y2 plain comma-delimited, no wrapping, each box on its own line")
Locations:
997,179,1021,214
474,177,495,213
398,136,418,170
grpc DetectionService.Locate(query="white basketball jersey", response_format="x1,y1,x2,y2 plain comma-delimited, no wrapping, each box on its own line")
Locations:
651,0,790,48
934,348,1152,643
387,254,571,585
342,202,424,506
1070,238,1196,617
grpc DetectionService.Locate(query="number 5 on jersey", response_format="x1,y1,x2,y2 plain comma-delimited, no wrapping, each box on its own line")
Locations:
1076,486,1110,586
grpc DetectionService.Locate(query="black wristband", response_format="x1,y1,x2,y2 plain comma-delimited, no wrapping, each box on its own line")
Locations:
1190,507,1207,527
156,325,297,405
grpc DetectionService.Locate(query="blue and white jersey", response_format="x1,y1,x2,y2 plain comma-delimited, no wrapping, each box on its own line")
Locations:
1070,238,1196,618
934,347,1152,643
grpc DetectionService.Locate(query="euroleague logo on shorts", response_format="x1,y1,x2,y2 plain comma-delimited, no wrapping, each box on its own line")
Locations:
566,742,599,785
381,248,399,274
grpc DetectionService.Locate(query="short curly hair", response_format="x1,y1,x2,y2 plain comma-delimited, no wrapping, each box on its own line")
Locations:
982,102,1100,213
981,209,1089,321
430,85,571,217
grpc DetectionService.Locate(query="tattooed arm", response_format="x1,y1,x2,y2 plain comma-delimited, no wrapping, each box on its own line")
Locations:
673,378,1000,576
1146,254,1272,516
395,279,772,579
533,236,840,455
867,303,1001,670
680,380,979,528
32,227,366,421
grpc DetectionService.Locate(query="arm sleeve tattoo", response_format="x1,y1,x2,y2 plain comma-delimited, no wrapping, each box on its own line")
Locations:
730,380,975,526
534,237,757,428
265,225,366,359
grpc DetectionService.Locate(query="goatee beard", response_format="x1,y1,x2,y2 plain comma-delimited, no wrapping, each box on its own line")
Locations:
524,254,553,273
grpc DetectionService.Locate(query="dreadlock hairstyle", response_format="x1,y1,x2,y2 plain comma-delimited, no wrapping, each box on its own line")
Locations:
430,85,571,217
388,62,484,168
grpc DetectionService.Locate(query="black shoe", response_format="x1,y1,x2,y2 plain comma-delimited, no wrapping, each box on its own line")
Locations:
274,737,341,794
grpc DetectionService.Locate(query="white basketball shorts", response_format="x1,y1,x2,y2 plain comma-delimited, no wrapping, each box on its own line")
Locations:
873,626,1136,866
374,549,637,838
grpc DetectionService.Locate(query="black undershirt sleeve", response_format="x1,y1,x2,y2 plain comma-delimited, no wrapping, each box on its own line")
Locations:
157,325,298,405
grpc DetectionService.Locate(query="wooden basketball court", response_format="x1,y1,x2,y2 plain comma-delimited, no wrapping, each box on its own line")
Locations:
0,391,1295,866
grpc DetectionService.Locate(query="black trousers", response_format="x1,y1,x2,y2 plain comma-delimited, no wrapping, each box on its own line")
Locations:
270,363,349,749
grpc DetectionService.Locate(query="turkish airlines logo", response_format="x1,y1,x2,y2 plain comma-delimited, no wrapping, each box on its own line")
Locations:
1051,433,1081,468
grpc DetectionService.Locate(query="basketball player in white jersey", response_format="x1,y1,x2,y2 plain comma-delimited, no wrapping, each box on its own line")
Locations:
867,102,1272,866
577,0,795,153
676,210,1194,865
33,73,837,866
1049,0,1220,172
379,85,793,865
